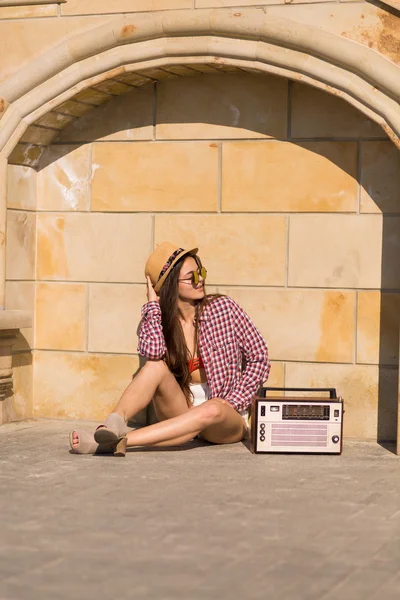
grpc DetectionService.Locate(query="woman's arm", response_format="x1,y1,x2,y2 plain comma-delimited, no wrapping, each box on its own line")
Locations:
137,277,166,359
225,298,271,412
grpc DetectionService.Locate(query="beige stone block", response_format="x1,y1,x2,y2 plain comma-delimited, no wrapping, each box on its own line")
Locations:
0,17,110,86
36,213,152,282
72,88,110,107
34,350,140,421
4,280,34,309
20,125,58,146
357,292,400,366
93,80,134,96
7,165,36,211
0,5,57,19
91,142,218,212
5,281,35,352
288,215,383,288
161,66,200,77
58,86,153,143
264,361,284,391
6,210,36,280
54,100,94,118
220,287,355,363
88,284,146,354
116,72,155,87
222,141,358,212
61,0,192,14
155,215,286,286
35,283,87,351
291,83,384,139
8,144,45,168
285,362,397,441
37,145,91,211
156,73,287,140
138,68,173,81
35,112,76,131
2,352,34,423
360,141,400,214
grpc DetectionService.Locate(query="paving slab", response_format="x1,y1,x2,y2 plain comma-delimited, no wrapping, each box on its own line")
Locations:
1,419,400,600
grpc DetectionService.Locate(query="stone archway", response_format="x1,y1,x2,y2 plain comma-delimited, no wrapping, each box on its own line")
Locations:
1,8,400,306
1,7,399,441
0,9,399,155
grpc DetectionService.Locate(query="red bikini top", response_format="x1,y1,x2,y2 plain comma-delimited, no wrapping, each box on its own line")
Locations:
188,355,204,374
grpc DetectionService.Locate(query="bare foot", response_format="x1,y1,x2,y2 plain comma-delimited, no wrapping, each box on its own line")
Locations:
72,431,79,449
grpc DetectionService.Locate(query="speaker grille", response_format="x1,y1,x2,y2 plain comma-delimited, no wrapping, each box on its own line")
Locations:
271,423,328,447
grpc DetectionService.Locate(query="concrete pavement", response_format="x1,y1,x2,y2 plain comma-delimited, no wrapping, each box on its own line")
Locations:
1,419,400,600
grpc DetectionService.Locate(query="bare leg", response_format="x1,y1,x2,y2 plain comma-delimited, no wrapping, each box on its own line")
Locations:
125,399,247,448
72,360,189,447
72,360,247,451
72,360,189,450
112,359,189,421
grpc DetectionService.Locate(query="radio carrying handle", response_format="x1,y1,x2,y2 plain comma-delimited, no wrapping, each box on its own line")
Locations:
258,387,338,399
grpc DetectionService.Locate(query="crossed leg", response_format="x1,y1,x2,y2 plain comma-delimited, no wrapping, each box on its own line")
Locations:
72,359,247,451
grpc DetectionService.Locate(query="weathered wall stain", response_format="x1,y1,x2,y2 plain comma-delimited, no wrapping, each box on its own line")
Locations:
341,9,400,66
316,292,353,363
15,213,29,249
36,216,70,280
120,24,136,38
378,12,400,62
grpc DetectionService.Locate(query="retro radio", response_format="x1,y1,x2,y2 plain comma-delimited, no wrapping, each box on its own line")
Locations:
251,387,343,454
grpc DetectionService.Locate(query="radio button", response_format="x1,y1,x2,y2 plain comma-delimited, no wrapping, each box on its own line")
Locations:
260,435,265,442
332,435,340,444
260,423,265,430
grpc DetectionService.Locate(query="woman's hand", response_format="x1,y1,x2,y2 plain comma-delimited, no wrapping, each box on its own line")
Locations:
212,398,232,408
146,276,159,303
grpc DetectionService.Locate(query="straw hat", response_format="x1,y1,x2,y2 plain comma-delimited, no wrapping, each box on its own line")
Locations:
145,241,198,293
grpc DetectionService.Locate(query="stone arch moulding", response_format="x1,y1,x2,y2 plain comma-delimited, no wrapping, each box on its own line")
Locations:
1,7,400,307
0,7,400,159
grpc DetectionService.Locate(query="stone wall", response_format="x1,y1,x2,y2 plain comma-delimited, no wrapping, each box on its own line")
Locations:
5,72,400,439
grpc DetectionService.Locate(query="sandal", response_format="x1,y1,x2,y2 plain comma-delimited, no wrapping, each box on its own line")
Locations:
69,430,127,457
94,413,128,447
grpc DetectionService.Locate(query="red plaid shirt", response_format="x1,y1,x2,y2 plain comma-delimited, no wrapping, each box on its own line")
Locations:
138,296,270,412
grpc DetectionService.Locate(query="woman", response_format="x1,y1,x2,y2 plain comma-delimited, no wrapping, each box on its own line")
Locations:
70,242,270,456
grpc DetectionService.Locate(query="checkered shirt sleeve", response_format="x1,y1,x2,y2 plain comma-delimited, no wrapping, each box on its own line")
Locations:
221,298,270,412
137,301,166,359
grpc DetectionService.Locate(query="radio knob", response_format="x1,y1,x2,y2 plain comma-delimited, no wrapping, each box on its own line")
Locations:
260,436,265,442
332,435,340,444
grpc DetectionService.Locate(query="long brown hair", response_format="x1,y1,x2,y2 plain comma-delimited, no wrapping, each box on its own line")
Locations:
158,254,220,406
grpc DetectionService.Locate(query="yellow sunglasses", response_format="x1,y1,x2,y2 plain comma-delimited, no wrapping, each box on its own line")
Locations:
179,266,207,286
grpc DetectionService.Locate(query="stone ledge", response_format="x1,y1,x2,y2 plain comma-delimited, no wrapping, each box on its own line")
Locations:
0,310,32,331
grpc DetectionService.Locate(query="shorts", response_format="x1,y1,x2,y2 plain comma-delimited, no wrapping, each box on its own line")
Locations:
190,382,250,439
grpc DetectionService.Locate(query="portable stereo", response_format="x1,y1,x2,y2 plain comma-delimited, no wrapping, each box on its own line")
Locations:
251,387,343,454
